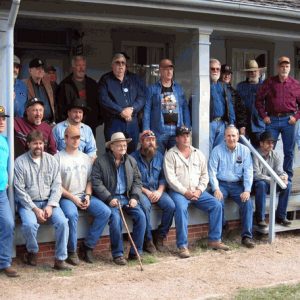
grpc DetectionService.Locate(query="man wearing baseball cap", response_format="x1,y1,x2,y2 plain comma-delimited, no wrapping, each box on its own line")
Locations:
132,130,175,253
253,131,292,228
256,56,300,179
0,106,19,277
24,58,55,124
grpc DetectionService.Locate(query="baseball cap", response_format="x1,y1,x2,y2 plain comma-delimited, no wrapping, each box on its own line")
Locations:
277,56,290,65
259,131,278,142
176,126,191,136
25,97,44,109
159,59,174,69
29,58,45,68
140,130,156,141
0,106,10,117
221,64,232,74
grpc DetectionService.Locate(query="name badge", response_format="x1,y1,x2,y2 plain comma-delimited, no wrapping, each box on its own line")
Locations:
123,88,128,93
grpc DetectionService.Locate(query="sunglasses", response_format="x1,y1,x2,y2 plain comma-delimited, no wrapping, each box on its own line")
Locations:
210,68,220,71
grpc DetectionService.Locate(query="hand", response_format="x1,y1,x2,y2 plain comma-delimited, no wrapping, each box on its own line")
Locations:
239,127,246,135
280,175,288,185
149,191,162,203
81,195,91,210
184,190,195,200
109,198,119,207
33,207,47,223
288,116,296,125
129,199,137,208
43,205,53,219
192,189,202,200
263,116,271,124
240,191,250,202
73,196,86,209
121,107,133,119
214,189,223,201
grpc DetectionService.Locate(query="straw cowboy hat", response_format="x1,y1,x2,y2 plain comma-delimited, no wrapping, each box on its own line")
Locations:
105,132,132,148
242,59,266,72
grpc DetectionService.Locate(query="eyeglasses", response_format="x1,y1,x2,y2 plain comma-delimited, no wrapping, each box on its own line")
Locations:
210,68,220,71
67,135,81,140
114,61,126,66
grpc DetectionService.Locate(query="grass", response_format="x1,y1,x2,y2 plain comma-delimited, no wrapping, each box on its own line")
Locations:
235,283,300,299
128,253,158,266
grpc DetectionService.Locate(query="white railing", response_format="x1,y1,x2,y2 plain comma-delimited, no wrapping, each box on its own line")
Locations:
239,135,287,243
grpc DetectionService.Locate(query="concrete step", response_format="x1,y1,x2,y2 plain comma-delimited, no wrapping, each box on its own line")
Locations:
254,219,300,234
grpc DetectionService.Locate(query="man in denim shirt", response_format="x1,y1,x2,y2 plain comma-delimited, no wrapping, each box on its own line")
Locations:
143,58,191,154
132,130,175,253
208,126,254,248
14,55,27,118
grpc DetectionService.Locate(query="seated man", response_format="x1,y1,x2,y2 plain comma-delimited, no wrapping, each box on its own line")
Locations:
253,131,292,227
53,98,97,160
164,126,229,259
55,125,111,265
208,125,255,248
0,106,19,277
132,130,175,253
92,132,146,265
14,130,69,270
14,97,57,157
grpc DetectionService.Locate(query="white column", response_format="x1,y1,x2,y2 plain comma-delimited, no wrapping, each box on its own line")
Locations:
191,28,212,158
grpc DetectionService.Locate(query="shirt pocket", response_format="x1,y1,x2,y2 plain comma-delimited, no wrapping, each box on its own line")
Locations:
234,162,244,176
192,162,201,177
43,172,52,185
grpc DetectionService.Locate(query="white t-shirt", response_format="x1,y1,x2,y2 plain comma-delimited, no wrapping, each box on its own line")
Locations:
55,150,92,197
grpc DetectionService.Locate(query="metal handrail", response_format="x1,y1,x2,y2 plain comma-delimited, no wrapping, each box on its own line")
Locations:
240,135,287,243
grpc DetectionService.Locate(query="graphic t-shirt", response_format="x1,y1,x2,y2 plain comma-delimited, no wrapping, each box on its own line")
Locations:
161,85,178,124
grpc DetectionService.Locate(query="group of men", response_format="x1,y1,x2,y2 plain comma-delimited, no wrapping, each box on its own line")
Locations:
0,52,299,278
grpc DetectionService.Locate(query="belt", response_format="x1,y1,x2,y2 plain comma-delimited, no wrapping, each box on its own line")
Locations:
219,180,242,184
211,117,223,122
165,122,177,126
270,112,294,117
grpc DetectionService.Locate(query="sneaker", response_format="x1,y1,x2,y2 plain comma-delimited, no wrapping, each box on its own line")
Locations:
113,256,127,266
2,267,20,278
276,218,292,226
154,235,168,252
66,252,80,266
208,241,230,251
144,240,157,254
257,220,268,228
24,251,37,266
178,247,190,259
241,237,255,249
53,259,72,271
81,244,95,263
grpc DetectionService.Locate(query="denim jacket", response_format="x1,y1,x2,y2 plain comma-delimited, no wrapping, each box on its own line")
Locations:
131,150,166,191
14,79,28,118
143,80,191,136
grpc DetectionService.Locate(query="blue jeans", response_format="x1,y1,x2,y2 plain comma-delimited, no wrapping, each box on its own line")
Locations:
18,200,69,260
209,120,226,153
139,192,175,241
219,181,253,239
266,116,296,179
0,191,14,269
60,196,111,251
108,196,146,258
156,133,176,154
254,180,291,221
168,190,222,248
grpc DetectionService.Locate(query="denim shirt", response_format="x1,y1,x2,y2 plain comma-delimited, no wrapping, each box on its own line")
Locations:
131,150,166,191
143,80,191,136
0,136,9,191
115,161,126,195
14,79,28,118
236,79,265,133
52,120,97,157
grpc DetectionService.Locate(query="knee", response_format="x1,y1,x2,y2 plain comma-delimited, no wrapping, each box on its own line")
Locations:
22,220,38,232
109,209,121,226
3,217,14,232
255,180,267,191
65,210,79,223
55,215,69,230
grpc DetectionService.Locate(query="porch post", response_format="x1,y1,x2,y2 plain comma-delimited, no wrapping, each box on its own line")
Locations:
191,27,212,158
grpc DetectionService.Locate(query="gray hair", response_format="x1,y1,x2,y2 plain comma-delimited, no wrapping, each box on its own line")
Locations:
210,58,221,67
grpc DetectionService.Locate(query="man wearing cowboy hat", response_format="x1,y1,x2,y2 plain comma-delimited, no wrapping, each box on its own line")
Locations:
256,56,300,179
53,98,97,160
91,132,146,265
253,131,291,228
236,59,265,148
0,106,19,277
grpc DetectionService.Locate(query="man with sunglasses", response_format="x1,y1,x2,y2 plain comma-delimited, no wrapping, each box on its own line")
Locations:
253,131,291,228
99,53,145,153
209,59,235,152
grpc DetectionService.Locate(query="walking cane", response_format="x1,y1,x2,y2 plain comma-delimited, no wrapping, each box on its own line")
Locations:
118,201,144,271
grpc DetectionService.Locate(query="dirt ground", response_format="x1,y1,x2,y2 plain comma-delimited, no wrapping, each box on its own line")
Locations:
1,232,300,300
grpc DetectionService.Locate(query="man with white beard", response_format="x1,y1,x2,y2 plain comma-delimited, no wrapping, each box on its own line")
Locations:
209,58,235,152
236,59,265,148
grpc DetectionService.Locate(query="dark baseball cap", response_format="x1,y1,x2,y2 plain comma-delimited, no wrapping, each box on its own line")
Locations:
67,98,90,112
29,58,45,68
0,106,10,117
176,126,191,136
259,131,278,142
221,64,232,74
25,97,44,109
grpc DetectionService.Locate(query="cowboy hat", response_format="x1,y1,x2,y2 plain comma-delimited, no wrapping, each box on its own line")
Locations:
105,132,132,148
242,59,266,72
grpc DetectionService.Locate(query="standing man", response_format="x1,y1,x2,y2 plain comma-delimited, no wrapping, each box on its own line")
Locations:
208,126,255,248
24,58,55,124
53,98,97,159
0,106,19,277
55,125,111,265
14,97,57,157
256,56,300,179
45,65,59,98
14,130,70,270
143,58,191,153
209,59,235,152
132,130,175,253
92,132,146,265
57,56,101,135
237,59,265,147
99,53,145,153
14,55,27,118
164,126,229,259
254,131,291,227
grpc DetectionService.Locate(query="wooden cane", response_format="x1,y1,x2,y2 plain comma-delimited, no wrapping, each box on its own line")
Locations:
118,201,144,271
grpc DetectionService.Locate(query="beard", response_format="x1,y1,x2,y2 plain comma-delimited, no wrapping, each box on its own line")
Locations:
142,145,157,158
211,74,220,82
